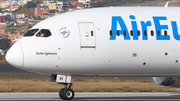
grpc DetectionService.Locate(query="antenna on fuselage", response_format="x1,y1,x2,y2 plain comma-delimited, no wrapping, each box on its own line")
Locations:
164,2,169,7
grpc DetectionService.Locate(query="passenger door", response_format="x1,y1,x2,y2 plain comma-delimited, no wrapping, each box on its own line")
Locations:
79,22,96,48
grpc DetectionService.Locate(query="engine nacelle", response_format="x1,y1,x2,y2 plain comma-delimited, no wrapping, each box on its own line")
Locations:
153,77,180,87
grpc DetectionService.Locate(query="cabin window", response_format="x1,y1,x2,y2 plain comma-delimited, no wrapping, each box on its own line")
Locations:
164,30,168,36
151,30,154,36
158,30,161,36
137,30,140,36
36,29,52,37
124,30,127,36
130,30,133,36
144,30,147,36
110,30,113,36
91,31,94,36
117,30,120,36
23,29,39,37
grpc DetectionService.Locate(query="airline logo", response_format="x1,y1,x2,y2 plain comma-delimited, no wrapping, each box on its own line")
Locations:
59,27,70,38
110,15,180,40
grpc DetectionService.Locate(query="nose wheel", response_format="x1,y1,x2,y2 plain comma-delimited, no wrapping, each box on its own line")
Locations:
59,83,74,100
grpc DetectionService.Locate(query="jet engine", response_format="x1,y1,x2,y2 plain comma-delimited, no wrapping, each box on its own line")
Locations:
153,77,180,87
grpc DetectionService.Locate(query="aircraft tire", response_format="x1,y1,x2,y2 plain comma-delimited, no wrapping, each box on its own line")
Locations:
62,88,74,100
59,88,65,99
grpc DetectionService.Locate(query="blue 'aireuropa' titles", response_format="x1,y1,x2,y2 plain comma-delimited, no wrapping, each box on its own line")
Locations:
110,15,180,40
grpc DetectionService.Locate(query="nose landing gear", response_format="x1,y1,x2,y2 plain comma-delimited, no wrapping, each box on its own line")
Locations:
53,74,74,100
59,83,74,100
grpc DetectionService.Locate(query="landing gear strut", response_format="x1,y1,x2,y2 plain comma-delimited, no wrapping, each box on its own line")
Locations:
54,74,74,100
59,83,74,100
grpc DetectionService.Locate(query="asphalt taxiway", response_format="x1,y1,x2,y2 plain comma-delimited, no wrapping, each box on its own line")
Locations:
1,92,180,101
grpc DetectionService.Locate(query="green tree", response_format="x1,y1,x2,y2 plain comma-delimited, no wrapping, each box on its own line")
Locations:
0,54,3,60
50,10,56,14
33,17,37,20
0,8,3,13
0,38,11,50
18,6,23,10
35,1,40,5
38,17,41,20
26,1,37,8
28,25,32,29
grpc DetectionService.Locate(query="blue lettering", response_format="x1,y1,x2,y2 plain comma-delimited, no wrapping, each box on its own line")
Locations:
110,16,180,41
110,16,130,40
172,21,180,40
130,15,138,40
141,21,151,40
153,17,170,40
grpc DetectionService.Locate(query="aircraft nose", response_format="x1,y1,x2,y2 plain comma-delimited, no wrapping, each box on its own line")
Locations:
6,41,24,68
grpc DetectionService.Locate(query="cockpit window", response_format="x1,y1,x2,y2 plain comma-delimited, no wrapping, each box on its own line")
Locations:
24,29,39,37
36,29,52,37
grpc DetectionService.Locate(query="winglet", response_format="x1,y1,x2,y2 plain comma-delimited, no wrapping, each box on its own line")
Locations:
164,2,169,7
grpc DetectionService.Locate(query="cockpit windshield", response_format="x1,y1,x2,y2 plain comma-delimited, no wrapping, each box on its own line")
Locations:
36,29,52,37
23,29,39,37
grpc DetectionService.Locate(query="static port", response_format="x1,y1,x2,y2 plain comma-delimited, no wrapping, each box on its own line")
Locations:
165,53,168,56
143,63,146,65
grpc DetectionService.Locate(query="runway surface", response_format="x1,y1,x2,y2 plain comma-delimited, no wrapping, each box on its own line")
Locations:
1,92,180,101
0,62,51,79
0,62,29,73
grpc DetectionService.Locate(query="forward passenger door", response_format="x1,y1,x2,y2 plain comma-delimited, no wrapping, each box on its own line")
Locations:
79,22,96,48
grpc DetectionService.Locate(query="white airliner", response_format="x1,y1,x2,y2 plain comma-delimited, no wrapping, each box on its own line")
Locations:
5,6,180,100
